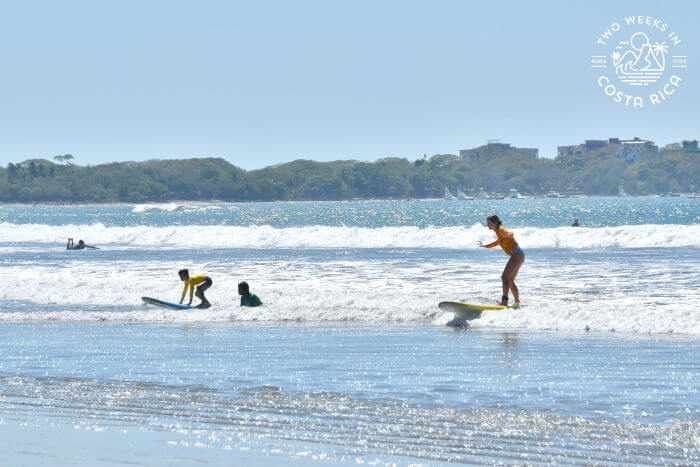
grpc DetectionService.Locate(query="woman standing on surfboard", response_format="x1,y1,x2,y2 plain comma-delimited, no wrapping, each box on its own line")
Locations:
478,215,524,307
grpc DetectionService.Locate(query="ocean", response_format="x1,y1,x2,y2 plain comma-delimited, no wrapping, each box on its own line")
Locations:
0,197,698,464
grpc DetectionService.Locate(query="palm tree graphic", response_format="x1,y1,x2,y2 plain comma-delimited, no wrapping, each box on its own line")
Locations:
612,32,668,84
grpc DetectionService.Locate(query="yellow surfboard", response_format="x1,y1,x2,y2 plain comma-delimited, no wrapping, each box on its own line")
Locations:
438,301,510,312
438,301,521,323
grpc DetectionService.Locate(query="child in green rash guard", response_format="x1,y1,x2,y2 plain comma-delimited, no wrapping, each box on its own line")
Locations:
238,281,262,307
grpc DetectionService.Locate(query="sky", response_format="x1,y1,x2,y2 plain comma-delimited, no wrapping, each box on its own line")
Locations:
0,0,696,169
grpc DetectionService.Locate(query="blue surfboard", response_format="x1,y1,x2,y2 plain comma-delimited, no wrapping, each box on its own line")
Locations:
142,296,208,310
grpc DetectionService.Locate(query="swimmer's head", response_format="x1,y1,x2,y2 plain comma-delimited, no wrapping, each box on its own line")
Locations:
486,215,502,227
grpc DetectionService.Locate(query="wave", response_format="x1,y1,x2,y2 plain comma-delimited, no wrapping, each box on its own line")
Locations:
0,222,698,249
131,203,182,213
1,299,697,335
0,240,697,334
131,203,220,214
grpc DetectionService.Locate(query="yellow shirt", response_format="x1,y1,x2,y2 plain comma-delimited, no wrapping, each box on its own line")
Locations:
484,226,518,254
180,274,209,303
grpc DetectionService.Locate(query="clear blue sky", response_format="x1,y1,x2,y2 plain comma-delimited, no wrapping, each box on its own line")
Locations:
0,0,696,169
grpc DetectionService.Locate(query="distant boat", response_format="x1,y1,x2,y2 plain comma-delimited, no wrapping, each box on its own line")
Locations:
618,186,628,196
455,189,475,200
509,189,526,199
444,187,456,200
545,190,565,198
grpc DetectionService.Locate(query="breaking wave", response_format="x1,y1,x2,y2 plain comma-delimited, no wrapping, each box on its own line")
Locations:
1,222,698,249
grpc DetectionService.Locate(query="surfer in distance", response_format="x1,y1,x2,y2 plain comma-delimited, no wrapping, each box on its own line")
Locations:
66,238,99,250
478,215,524,307
179,269,212,308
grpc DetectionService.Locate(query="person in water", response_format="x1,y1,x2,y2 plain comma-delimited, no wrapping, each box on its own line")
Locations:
66,238,99,250
571,218,580,227
478,215,525,307
179,269,212,308
238,281,262,307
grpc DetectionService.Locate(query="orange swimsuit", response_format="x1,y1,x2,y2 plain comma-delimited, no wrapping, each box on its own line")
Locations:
484,226,518,254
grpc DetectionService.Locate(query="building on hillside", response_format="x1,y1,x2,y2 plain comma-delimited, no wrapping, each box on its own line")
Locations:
557,137,657,162
584,140,607,150
682,140,700,153
619,137,657,161
459,140,538,161
557,144,585,156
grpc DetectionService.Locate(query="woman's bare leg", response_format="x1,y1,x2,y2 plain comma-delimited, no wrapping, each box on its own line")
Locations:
501,252,525,305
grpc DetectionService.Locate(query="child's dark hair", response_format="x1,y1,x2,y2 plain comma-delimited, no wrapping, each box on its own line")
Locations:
486,215,502,226
238,281,249,292
178,269,189,279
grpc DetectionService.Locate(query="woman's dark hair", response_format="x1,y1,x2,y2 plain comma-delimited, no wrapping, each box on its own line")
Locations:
178,269,189,279
486,215,502,226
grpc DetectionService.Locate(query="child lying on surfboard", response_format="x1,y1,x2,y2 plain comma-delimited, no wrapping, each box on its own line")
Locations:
66,238,99,250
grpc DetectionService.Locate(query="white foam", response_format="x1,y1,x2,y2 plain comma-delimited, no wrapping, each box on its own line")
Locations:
441,302,700,335
131,203,181,213
1,223,698,249
1,296,697,335
0,254,697,335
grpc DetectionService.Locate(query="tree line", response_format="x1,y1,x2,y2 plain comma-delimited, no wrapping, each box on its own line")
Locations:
0,145,697,203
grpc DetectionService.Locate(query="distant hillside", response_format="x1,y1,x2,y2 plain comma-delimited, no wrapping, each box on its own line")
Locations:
0,158,246,203
0,147,697,203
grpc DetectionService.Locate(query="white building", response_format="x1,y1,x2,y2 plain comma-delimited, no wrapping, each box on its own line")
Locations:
557,137,657,161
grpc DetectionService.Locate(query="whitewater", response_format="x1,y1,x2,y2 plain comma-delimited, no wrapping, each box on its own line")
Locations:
1,222,699,249
1,198,698,465
0,197,698,334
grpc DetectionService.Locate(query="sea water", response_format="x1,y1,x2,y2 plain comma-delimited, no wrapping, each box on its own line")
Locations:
0,197,698,464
